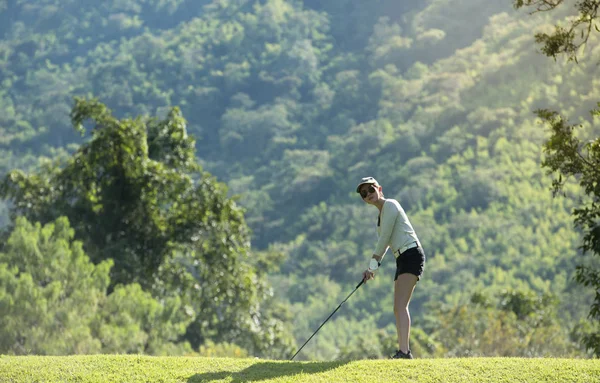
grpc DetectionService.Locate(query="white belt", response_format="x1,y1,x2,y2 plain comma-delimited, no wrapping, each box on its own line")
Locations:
396,241,419,257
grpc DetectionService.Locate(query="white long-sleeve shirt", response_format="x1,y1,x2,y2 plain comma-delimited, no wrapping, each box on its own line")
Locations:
374,199,419,258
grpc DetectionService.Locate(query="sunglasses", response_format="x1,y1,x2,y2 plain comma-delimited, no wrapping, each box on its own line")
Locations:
359,185,377,199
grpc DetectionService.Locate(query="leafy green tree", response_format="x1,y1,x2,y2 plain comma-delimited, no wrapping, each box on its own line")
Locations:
3,97,202,287
535,106,600,354
0,98,295,357
91,282,192,355
514,0,599,62
427,290,583,357
0,216,109,354
0,216,191,355
515,0,600,355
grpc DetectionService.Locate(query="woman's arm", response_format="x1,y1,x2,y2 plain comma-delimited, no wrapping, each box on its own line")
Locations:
373,200,400,258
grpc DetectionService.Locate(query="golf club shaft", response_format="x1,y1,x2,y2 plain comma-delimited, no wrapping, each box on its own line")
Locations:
290,279,365,361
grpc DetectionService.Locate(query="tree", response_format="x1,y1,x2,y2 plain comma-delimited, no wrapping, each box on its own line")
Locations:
2,97,204,287
514,0,599,62
428,290,582,357
535,106,600,354
0,216,191,355
0,98,295,357
515,0,600,355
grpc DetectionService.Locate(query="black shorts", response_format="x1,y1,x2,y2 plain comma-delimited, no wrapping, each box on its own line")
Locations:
395,246,425,281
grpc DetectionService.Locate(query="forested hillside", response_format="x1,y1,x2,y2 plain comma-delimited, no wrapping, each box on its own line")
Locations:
1,0,598,359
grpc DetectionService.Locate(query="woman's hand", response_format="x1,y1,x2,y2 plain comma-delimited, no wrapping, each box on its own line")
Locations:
362,269,375,282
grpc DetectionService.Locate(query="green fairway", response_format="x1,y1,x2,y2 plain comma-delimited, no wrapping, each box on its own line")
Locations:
1,356,599,383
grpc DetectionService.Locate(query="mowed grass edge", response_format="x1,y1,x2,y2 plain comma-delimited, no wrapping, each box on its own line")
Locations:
1,355,599,383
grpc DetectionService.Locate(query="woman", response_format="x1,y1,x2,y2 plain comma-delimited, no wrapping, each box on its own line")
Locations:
356,176,425,359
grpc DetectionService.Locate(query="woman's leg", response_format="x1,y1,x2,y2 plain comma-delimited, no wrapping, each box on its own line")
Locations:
394,273,418,353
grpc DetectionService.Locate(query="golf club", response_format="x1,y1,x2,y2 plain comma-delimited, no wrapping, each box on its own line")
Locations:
290,278,365,361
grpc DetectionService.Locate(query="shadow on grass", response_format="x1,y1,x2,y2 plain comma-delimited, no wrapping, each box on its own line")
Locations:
187,360,349,383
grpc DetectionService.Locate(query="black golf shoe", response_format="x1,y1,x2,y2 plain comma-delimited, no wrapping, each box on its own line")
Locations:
391,349,413,359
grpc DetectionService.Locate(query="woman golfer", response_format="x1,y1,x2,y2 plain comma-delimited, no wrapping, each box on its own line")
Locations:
357,177,425,359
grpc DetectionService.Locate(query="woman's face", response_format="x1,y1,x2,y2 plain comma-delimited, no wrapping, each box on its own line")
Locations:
359,183,381,204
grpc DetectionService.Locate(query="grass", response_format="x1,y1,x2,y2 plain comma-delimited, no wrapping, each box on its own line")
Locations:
1,355,599,383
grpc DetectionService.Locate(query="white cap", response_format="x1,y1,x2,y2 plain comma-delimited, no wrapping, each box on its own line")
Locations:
356,177,379,193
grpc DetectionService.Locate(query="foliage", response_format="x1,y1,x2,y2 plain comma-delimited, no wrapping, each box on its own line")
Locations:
3,97,203,287
0,216,191,355
535,106,600,355
516,0,600,355
514,0,600,62
0,99,294,358
426,290,583,357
